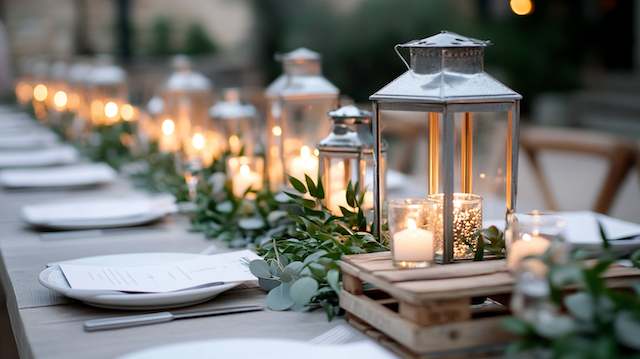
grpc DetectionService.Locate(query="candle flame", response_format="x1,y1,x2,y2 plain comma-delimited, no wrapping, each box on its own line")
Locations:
192,132,205,150
161,119,175,135
104,101,119,119
522,233,532,241
272,126,282,137
120,104,135,121
240,164,250,176
407,218,417,230
300,145,311,158
33,84,48,102
53,90,68,110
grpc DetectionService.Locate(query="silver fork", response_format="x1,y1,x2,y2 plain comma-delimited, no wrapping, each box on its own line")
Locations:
309,324,356,345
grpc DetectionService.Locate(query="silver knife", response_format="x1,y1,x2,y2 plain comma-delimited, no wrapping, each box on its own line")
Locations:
83,305,264,332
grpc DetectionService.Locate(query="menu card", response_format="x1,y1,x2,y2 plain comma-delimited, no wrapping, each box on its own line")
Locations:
59,250,261,293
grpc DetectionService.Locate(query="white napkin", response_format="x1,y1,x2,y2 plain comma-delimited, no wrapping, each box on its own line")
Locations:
22,195,177,223
0,163,117,188
0,131,58,149
0,145,78,168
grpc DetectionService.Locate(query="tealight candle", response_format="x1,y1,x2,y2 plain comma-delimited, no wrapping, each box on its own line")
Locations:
227,156,264,198
507,232,549,273
507,212,567,274
288,145,318,183
389,199,434,268
159,118,179,153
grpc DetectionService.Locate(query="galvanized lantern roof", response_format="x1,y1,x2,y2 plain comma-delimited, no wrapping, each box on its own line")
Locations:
209,89,257,119
89,55,126,86
370,31,521,103
146,96,164,116
165,55,212,92
318,105,381,153
265,47,338,100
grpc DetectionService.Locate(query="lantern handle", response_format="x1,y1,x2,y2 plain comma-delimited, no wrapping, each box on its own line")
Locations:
394,44,411,72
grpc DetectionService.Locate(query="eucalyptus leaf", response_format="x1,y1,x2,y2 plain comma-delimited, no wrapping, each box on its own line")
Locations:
289,277,319,307
216,201,233,213
327,269,340,293
266,283,294,311
238,217,265,230
267,210,288,225
289,176,307,194
303,250,328,265
249,259,272,279
564,292,594,322
258,277,281,291
534,314,575,339
614,311,640,350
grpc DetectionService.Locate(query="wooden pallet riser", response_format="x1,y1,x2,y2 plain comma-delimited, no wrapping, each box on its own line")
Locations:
340,290,514,355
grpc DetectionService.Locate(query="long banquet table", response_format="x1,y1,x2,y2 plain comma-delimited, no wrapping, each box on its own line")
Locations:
0,176,358,358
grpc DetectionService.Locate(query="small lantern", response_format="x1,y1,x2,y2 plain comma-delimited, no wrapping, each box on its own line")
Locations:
317,105,386,216
161,55,218,165
15,58,36,106
209,88,258,155
67,61,93,118
265,48,339,189
87,55,128,126
371,31,521,264
48,61,70,114
30,59,50,120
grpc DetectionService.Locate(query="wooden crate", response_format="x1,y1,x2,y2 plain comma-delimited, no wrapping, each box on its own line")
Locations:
339,251,640,358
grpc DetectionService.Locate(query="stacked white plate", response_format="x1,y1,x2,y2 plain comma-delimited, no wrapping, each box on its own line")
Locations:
0,130,59,149
118,339,395,359
0,145,79,168
22,195,177,229
0,163,117,189
39,253,239,310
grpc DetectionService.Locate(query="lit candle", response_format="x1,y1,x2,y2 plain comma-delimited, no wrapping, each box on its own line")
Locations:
104,101,120,124
53,90,68,111
228,135,242,154
328,190,349,214
232,163,262,198
288,146,318,183
393,218,434,265
507,232,550,273
159,118,179,153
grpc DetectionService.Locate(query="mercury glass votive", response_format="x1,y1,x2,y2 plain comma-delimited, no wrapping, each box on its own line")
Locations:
506,212,567,274
426,193,483,261
227,156,264,199
389,199,434,268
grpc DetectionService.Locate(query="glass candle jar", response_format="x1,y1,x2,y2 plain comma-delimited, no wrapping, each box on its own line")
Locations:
227,156,264,199
389,199,434,268
506,212,567,274
426,193,483,262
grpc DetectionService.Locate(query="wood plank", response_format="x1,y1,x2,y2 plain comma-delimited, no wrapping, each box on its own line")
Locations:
376,260,507,283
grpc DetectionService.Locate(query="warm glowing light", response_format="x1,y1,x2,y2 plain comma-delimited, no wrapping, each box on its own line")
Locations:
228,135,241,153
33,84,48,102
162,119,175,136
272,126,282,137
120,104,135,121
192,132,206,151
53,91,68,110
16,82,33,103
510,0,533,15
240,164,250,176
313,149,320,157
407,218,417,230
104,101,119,119
300,145,311,158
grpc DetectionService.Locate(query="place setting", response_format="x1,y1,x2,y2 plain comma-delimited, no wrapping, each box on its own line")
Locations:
1,5,640,358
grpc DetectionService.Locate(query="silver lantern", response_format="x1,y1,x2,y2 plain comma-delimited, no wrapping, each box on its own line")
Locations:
317,105,386,217
87,55,128,126
265,48,339,189
370,31,521,264
209,88,258,156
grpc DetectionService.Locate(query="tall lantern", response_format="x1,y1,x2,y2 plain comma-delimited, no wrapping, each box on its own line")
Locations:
87,55,128,126
317,105,386,216
209,88,258,156
48,61,70,114
265,48,339,189
161,55,217,166
371,31,521,264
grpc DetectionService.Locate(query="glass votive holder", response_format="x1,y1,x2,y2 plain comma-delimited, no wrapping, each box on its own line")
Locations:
506,211,567,274
227,156,264,198
426,193,483,262
389,199,434,268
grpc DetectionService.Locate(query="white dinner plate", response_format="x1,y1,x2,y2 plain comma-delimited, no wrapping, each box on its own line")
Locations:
0,145,79,168
0,163,117,188
39,253,240,310
22,195,177,230
119,339,395,359
0,131,58,149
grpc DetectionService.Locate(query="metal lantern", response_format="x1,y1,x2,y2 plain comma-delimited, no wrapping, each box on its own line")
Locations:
48,61,70,113
87,55,128,126
371,31,521,264
67,61,93,118
265,48,339,189
317,105,387,216
209,88,258,155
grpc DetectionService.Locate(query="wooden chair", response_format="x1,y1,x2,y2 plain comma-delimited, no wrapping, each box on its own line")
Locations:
520,126,637,214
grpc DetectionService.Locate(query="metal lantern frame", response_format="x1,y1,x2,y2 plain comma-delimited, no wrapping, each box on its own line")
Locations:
209,88,258,156
87,56,128,125
317,105,386,214
370,31,522,264
265,48,339,189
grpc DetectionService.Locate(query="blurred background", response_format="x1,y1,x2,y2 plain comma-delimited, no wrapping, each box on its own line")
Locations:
0,0,638,221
